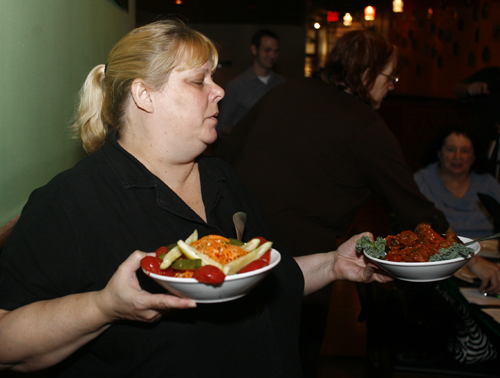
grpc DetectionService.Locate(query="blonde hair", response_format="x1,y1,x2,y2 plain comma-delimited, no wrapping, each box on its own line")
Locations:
71,19,219,154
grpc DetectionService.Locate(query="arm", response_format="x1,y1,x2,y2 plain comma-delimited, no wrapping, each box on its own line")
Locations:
466,255,500,293
0,251,195,373
356,120,449,233
295,233,392,296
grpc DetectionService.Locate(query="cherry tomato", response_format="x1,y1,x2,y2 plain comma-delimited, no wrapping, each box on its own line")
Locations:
141,256,162,274
155,246,168,260
140,256,174,276
193,265,226,285
252,237,271,264
260,250,271,265
239,259,267,274
253,236,268,245
158,267,175,277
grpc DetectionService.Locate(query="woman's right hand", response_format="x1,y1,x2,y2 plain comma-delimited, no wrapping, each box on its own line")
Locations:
94,251,196,324
0,251,196,372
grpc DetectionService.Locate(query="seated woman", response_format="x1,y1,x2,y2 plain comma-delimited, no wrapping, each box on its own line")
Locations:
414,126,500,293
0,19,390,377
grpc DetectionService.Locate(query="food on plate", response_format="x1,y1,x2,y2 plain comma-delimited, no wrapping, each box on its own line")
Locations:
356,223,475,262
192,265,227,285
140,255,174,276
141,230,273,284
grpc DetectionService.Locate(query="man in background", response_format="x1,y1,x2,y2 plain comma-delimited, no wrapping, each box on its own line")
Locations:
216,29,285,138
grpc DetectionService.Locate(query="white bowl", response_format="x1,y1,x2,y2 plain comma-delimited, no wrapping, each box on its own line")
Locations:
144,249,281,303
364,236,480,282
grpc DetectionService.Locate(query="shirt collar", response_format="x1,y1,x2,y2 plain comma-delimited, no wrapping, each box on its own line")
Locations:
100,131,227,222
100,131,158,189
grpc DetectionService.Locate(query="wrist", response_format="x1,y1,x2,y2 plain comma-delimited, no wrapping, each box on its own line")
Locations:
91,290,119,325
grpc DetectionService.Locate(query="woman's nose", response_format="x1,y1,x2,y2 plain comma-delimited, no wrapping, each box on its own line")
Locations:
213,84,224,102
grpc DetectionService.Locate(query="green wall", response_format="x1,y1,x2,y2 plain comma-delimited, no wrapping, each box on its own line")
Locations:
0,0,133,226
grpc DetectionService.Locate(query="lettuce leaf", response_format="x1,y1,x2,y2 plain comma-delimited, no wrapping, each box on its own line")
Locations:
429,243,474,261
356,236,387,259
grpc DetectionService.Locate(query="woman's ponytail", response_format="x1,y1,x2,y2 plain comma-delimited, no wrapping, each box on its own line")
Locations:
71,64,107,154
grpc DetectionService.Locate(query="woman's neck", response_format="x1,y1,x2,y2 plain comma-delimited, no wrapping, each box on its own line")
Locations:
117,129,207,222
438,166,471,199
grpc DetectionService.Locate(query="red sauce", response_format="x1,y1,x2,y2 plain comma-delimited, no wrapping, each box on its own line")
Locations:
385,223,457,262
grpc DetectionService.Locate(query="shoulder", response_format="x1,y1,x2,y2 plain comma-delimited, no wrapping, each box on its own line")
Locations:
414,163,437,177
414,163,438,183
472,171,500,186
270,71,285,83
226,69,255,86
471,172,500,202
20,153,102,215
263,77,342,103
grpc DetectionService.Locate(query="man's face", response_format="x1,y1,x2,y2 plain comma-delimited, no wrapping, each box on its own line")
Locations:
251,36,280,70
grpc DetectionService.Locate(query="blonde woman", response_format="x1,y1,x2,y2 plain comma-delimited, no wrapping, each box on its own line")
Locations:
0,20,390,377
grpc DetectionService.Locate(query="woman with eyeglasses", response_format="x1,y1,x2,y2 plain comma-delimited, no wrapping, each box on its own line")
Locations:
214,29,449,377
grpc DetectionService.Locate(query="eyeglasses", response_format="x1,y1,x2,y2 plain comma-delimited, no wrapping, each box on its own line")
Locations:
380,73,399,85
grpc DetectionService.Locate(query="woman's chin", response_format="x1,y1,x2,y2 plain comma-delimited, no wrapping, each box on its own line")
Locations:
203,129,218,146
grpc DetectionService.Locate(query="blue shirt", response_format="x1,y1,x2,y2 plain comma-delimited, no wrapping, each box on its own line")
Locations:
414,162,500,238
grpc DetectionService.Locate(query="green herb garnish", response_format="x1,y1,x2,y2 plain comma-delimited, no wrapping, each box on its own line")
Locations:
356,236,387,259
429,243,474,261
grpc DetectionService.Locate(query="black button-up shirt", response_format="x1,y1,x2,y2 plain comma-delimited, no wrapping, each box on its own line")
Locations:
0,133,304,377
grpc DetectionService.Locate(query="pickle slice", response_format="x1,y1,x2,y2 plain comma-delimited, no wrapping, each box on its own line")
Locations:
229,238,244,247
160,229,199,270
223,241,273,275
171,258,202,270
177,240,223,270
241,238,260,252
160,246,182,270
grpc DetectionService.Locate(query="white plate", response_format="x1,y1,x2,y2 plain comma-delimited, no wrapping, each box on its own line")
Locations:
364,236,481,282
144,249,281,303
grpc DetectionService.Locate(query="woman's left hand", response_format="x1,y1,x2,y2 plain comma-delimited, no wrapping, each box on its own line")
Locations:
296,233,393,296
466,255,500,293
331,233,393,283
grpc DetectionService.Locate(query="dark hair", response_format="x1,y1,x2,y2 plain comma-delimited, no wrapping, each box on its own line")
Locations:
422,126,487,173
251,29,279,49
313,30,402,106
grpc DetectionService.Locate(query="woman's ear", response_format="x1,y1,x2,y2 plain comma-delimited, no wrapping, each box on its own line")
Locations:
130,79,154,113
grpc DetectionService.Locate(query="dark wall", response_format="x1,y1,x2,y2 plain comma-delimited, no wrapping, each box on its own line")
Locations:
390,0,500,98
378,94,473,172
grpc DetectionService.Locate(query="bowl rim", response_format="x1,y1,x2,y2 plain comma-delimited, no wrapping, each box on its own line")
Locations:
144,249,281,283
363,236,480,266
